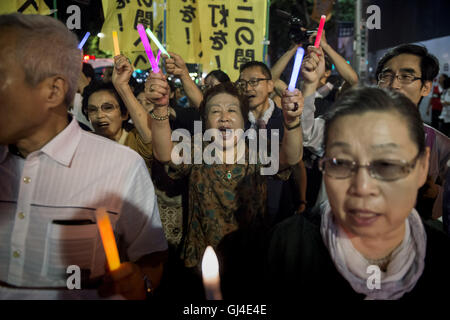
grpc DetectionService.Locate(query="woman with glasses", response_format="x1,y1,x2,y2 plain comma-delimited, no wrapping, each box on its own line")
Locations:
265,87,450,300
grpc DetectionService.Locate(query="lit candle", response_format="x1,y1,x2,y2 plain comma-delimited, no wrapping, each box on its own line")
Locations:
145,28,170,58
95,208,120,271
288,47,305,92
78,32,90,50
201,246,222,300
314,15,326,48
137,24,159,73
112,31,120,57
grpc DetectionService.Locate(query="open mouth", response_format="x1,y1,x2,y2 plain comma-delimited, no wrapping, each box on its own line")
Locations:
218,127,233,139
347,209,381,226
96,122,109,128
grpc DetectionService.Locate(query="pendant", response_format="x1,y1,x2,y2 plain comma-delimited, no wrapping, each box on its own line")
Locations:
226,170,232,180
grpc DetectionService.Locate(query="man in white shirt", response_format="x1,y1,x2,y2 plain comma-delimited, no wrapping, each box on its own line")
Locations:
0,13,167,299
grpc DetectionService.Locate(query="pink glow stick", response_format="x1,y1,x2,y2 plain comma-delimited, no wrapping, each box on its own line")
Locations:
314,15,326,48
156,50,161,65
137,24,159,73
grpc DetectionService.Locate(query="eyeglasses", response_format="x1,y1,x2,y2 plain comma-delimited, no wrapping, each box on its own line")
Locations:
377,72,423,86
86,103,118,115
318,153,421,181
236,78,270,89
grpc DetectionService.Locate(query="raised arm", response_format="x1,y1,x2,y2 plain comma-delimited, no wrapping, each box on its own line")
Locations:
300,46,326,156
145,71,173,162
271,43,301,82
112,55,152,143
279,88,304,166
310,30,358,86
164,51,203,109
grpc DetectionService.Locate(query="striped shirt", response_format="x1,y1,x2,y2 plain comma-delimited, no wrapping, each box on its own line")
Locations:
0,118,167,290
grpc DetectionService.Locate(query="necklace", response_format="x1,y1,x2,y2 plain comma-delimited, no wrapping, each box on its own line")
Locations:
365,253,392,272
224,170,232,180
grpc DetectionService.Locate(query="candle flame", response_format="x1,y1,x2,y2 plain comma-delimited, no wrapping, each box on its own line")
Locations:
202,246,219,280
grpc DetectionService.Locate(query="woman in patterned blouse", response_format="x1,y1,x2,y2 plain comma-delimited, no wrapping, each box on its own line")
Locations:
146,70,304,269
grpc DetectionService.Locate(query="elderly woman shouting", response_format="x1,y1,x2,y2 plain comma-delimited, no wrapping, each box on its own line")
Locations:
146,69,303,271
265,87,450,300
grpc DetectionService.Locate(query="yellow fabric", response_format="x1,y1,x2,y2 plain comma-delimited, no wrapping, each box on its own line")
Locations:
123,127,153,174
0,0,51,15
166,0,202,64
197,0,268,81
100,0,165,70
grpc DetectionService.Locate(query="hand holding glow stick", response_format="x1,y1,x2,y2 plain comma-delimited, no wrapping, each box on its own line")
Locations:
201,246,222,300
137,24,159,73
288,47,305,92
95,208,120,271
78,32,90,50
112,31,120,57
314,15,326,48
145,28,170,58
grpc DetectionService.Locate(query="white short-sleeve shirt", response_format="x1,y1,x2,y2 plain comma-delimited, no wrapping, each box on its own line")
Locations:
0,118,167,289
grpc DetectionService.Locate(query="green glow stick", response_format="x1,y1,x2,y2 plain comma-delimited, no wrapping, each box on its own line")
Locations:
145,28,170,58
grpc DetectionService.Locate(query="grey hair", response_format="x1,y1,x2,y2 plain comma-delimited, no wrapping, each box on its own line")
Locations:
0,13,81,107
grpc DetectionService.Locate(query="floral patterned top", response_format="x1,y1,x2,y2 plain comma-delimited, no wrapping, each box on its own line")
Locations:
167,141,291,268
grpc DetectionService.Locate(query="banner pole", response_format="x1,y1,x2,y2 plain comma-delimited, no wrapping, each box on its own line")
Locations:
53,0,57,18
263,0,270,64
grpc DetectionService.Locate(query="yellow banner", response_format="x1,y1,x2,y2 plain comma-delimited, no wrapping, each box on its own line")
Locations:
197,0,268,81
99,0,165,70
166,0,201,64
0,0,51,15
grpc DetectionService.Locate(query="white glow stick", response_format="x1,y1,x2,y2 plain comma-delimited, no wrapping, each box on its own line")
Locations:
288,47,305,91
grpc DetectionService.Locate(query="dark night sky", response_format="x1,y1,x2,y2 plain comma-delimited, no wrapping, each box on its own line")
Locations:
368,0,450,51
44,0,104,41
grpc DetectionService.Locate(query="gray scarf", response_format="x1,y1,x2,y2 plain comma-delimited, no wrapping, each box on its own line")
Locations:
320,201,427,300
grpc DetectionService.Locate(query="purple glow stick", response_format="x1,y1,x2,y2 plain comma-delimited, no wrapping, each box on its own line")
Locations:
78,32,90,50
288,47,305,92
137,24,159,73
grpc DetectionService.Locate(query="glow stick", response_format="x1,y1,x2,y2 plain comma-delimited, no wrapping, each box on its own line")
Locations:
314,15,326,48
156,50,161,65
95,208,120,271
78,32,90,50
137,24,159,73
112,31,120,56
288,47,305,91
145,28,170,58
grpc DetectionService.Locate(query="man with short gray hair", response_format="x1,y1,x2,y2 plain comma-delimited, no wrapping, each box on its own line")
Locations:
0,13,167,299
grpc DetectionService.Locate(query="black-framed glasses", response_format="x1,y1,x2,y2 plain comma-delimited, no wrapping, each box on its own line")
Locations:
86,103,118,115
377,72,423,86
318,153,421,181
236,78,270,89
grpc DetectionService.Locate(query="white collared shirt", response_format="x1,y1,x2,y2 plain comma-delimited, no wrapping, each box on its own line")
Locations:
0,119,167,290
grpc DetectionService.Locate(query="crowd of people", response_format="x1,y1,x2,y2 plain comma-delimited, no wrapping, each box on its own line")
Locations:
0,13,449,301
